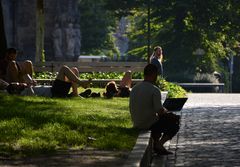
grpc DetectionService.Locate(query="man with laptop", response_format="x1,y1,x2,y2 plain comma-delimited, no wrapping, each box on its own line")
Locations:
129,64,180,155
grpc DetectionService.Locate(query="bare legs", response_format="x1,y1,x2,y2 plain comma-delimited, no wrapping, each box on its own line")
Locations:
6,60,34,83
69,67,79,96
6,61,19,82
18,60,34,78
56,65,81,84
120,71,132,88
56,65,88,97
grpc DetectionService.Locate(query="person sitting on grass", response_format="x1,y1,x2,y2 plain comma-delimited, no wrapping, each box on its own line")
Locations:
103,70,132,98
5,65,89,98
129,64,180,155
0,48,35,84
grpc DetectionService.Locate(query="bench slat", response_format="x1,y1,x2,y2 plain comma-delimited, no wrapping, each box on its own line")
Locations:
34,61,147,73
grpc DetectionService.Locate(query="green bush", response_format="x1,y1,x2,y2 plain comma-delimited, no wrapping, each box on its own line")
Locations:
157,78,187,98
34,71,145,80
34,72,187,97
33,72,57,79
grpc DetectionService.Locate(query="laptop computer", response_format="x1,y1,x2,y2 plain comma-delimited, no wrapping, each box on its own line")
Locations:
163,97,188,111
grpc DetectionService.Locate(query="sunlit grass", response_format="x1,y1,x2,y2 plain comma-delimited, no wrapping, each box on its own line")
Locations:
0,91,138,156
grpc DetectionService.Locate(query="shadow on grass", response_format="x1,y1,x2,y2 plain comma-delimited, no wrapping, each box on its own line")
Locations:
0,93,138,156
0,94,60,126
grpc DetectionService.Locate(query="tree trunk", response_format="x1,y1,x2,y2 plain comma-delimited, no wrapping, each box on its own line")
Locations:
36,0,45,62
0,1,7,58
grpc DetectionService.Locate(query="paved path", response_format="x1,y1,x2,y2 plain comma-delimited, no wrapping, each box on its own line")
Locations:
152,93,240,167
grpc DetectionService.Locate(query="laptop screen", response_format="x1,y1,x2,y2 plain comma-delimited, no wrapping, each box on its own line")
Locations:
163,98,188,111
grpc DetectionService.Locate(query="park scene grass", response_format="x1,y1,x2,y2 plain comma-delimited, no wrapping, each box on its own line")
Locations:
0,89,138,157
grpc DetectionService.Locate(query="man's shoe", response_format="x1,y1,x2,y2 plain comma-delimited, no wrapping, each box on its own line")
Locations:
90,92,101,98
154,147,173,155
79,89,92,98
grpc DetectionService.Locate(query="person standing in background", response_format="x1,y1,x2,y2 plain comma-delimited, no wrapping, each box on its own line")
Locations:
150,46,164,77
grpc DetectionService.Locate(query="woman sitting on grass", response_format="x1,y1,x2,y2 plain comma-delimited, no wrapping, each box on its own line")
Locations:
5,65,89,98
103,70,132,98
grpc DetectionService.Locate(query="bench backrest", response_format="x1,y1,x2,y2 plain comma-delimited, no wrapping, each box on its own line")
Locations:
34,61,147,73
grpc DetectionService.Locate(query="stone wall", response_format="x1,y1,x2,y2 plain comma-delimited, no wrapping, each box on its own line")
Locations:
1,0,80,62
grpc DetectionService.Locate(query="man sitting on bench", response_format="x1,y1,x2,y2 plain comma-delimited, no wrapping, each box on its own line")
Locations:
129,64,180,155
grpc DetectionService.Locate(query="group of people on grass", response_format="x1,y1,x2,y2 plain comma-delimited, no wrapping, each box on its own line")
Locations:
0,46,179,155
0,48,132,98
0,48,89,98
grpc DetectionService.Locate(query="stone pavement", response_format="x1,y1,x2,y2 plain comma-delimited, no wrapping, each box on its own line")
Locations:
152,93,240,167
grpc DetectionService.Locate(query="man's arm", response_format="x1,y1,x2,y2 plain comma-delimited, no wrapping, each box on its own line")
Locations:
152,88,168,116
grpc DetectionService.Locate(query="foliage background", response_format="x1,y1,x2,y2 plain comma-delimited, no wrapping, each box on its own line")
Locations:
78,0,240,92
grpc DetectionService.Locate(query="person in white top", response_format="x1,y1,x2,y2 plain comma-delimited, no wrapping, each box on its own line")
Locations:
129,64,179,155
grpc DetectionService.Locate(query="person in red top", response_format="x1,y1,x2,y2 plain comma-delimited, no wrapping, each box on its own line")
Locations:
0,48,34,84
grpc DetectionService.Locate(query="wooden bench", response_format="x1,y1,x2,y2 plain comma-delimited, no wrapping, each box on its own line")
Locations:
34,61,147,73
33,62,225,92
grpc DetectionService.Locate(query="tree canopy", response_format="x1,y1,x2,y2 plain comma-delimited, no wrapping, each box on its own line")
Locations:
79,0,240,85
103,0,240,77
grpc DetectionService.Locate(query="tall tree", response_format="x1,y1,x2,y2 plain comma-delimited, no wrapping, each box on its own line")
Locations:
78,0,116,56
36,0,45,62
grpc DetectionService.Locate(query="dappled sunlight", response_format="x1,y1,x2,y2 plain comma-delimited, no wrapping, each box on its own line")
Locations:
178,140,228,146
0,93,136,156
164,94,240,167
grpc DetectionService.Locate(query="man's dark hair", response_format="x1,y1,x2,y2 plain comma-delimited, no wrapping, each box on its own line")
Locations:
105,81,118,98
6,48,17,55
144,64,158,76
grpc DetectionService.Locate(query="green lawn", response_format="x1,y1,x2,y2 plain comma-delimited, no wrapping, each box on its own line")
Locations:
0,90,138,157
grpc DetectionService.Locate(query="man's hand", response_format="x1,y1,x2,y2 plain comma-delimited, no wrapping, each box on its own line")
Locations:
157,107,168,117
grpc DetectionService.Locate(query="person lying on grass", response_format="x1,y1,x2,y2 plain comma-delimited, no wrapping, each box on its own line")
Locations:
5,65,90,98
103,70,132,98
